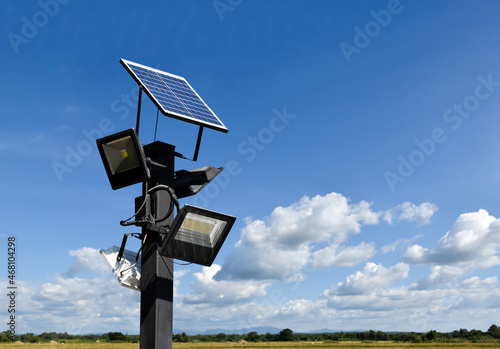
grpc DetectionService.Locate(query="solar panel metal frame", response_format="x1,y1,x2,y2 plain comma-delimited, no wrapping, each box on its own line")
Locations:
120,59,228,133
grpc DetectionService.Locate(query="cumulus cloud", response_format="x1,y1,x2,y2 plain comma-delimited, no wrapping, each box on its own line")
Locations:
177,265,500,333
381,235,423,254
310,242,376,268
17,247,140,334
14,221,500,335
217,193,435,282
173,273,500,333
410,265,465,290
324,287,450,312
403,209,500,268
453,276,500,309
27,195,500,335
184,265,271,305
174,269,190,298
317,264,500,332
241,193,380,249
217,193,383,281
65,247,109,277
322,262,409,297
384,202,438,225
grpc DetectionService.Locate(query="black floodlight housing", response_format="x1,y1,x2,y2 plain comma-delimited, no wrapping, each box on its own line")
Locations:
96,128,150,190
171,166,223,199
160,205,236,266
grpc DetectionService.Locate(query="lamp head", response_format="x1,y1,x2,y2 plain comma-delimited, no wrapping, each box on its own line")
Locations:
96,128,150,190
171,166,223,199
161,205,236,266
99,246,141,291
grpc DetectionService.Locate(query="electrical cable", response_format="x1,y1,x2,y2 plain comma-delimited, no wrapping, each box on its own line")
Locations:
147,184,180,223
119,260,138,276
154,244,191,276
172,260,192,266
117,182,181,276
120,184,179,227
153,244,174,278
120,182,149,226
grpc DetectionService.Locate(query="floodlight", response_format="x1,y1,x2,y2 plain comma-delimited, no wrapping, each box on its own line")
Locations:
171,166,223,199
99,246,141,291
160,205,236,266
96,128,150,190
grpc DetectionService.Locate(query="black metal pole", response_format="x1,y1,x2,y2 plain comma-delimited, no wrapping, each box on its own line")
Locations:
140,141,176,349
136,87,143,135
192,126,204,162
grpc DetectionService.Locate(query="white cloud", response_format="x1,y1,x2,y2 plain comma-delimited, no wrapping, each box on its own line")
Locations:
219,234,311,281
321,262,409,296
16,247,140,334
174,273,500,333
316,265,500,331
66,247,109,277
411,265,465,290
384,202,438,225
174,268,190,298
13,218,500,335
183,265,271,305
381,235,423,254
324,287,451,312
242,193,380,249
310,242,376,268
18,199,500,335
403,209,500,269
217,193,383,281
218,193,435,282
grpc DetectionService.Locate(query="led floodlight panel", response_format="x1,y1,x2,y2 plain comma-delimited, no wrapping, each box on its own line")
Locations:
120,59,228,133
161,205,236,266
96,128,150,190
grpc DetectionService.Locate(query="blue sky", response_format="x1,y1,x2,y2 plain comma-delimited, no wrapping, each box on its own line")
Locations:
2,0,500,335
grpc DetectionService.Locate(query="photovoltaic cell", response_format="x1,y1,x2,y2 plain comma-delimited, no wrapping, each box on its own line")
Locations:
120,59,228,133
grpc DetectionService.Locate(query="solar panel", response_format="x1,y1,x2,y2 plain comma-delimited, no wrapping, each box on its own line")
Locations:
120,59,228,133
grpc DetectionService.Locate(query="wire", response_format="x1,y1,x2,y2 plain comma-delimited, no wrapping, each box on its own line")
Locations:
119,260,138,276
118,183,181,275
173,260,192,266
120,183,180,227
120,183,149,226
154,244,192,275
147,184,180,223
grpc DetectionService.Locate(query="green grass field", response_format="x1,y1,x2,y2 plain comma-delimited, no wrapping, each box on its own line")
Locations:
1,342,500,349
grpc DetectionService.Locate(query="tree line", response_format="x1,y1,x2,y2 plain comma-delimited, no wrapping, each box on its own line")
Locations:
2,325,500,343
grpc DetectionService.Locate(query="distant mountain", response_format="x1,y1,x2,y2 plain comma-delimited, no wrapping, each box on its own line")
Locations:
302,328,339,334
173,326,283,336
173,327,370,336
